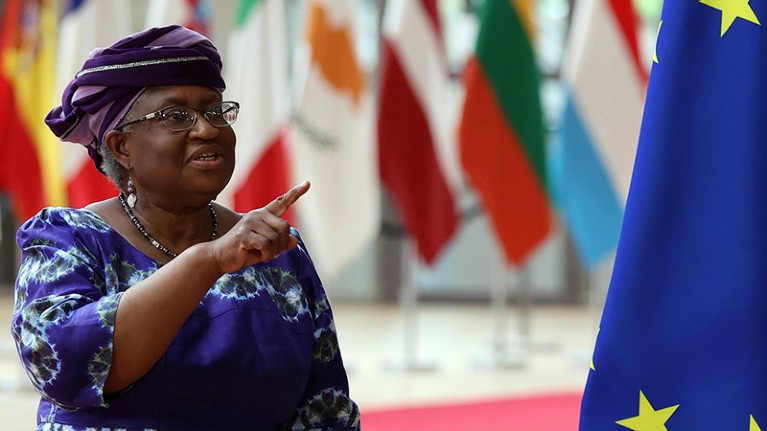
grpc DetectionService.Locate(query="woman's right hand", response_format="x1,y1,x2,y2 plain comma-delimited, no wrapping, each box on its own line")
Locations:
210,181,311,274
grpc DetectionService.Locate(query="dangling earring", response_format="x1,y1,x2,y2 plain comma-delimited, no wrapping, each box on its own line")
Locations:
126,176,137,208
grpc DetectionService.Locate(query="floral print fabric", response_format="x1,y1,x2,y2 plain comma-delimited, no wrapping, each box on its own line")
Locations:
12,207,360,431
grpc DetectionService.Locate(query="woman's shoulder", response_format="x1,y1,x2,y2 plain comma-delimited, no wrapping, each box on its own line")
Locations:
22,206,112,231
18,206,114,247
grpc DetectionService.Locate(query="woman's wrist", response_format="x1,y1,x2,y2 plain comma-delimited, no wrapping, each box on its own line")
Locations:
177,241,228,282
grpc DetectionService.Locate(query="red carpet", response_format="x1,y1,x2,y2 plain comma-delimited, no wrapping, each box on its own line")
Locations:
361,392,582,431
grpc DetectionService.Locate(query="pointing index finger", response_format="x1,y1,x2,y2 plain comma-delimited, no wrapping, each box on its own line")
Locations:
265,181,310,217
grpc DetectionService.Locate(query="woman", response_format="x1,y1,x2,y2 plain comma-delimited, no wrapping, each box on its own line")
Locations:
11,25,360,431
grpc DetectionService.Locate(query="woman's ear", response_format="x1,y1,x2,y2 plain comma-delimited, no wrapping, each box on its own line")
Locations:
105,130,130,169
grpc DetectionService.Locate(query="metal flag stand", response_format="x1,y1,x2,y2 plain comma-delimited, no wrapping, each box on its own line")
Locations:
568,253,614,368
475,251,560,369
507,263,559,352
384,237,437,372
475,260,527,368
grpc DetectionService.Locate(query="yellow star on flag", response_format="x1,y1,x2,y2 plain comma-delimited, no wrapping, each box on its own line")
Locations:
590,328,599,371
616,391,679,431
653,21,662,64
700,0,760,37
752,415,763,431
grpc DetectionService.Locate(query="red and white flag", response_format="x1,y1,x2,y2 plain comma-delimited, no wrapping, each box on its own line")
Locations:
220,0,292,220
378,0,459,265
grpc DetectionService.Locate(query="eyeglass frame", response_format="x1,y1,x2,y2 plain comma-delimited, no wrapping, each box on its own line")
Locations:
115,101,240,132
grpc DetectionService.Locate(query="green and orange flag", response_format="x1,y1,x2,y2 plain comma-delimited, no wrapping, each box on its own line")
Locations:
459,0,551,266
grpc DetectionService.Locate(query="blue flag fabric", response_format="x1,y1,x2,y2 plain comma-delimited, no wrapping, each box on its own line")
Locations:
579,1,767,430
552,97,625,269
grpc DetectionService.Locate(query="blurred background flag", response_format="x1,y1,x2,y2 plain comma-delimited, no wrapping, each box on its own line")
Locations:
580,0,767,428
551,0,647,269
458,0,551,266
221,0,293,223
58,0,132,208
377,0,459,265
145,0,211,35
289,0,380,280
0,0,60,220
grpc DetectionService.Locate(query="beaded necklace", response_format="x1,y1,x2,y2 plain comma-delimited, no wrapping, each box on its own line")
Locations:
118,193,218,258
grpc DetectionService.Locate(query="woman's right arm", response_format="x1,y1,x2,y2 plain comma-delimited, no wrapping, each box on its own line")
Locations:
104,181,310,394
12,182,309,408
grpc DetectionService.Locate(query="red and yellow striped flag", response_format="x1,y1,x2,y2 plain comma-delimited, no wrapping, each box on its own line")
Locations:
0,0,63,220
458,0,552,266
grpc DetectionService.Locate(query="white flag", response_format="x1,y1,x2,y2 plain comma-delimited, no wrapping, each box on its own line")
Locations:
289,0,380,280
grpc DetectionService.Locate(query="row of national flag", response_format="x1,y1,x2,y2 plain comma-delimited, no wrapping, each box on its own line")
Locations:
6,0,762,424
0,0,647,281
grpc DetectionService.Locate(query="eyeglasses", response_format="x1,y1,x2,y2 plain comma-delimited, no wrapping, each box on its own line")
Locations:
116,101,240,132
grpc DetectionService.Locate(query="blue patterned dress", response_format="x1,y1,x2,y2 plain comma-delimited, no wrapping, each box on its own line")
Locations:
11,207,361,431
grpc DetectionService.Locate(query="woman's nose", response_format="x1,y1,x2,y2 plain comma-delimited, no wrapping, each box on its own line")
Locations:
188,113,220,138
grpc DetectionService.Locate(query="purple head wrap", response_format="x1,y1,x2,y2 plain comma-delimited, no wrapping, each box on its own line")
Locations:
45,25,226,173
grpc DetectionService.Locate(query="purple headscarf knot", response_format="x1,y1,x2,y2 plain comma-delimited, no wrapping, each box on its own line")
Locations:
45,25,226,172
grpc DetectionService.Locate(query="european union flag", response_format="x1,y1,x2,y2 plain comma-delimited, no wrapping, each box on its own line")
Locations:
579,1,767,430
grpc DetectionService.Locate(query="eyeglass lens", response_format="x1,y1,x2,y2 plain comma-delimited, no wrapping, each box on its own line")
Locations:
163,102,239,131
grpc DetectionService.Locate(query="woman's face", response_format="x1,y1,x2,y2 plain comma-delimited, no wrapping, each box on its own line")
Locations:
122,85,236,207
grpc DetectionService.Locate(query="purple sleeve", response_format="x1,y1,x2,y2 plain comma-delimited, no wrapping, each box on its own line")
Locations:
11,209,125,409
282,231,362,430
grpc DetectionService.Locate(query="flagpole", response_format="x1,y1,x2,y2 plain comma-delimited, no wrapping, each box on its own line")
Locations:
567,264,596,368
476,257,526,369
568,252,614,368
516,265,531,345
510,263,558,352
385,236,437,372
0,195,16,285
